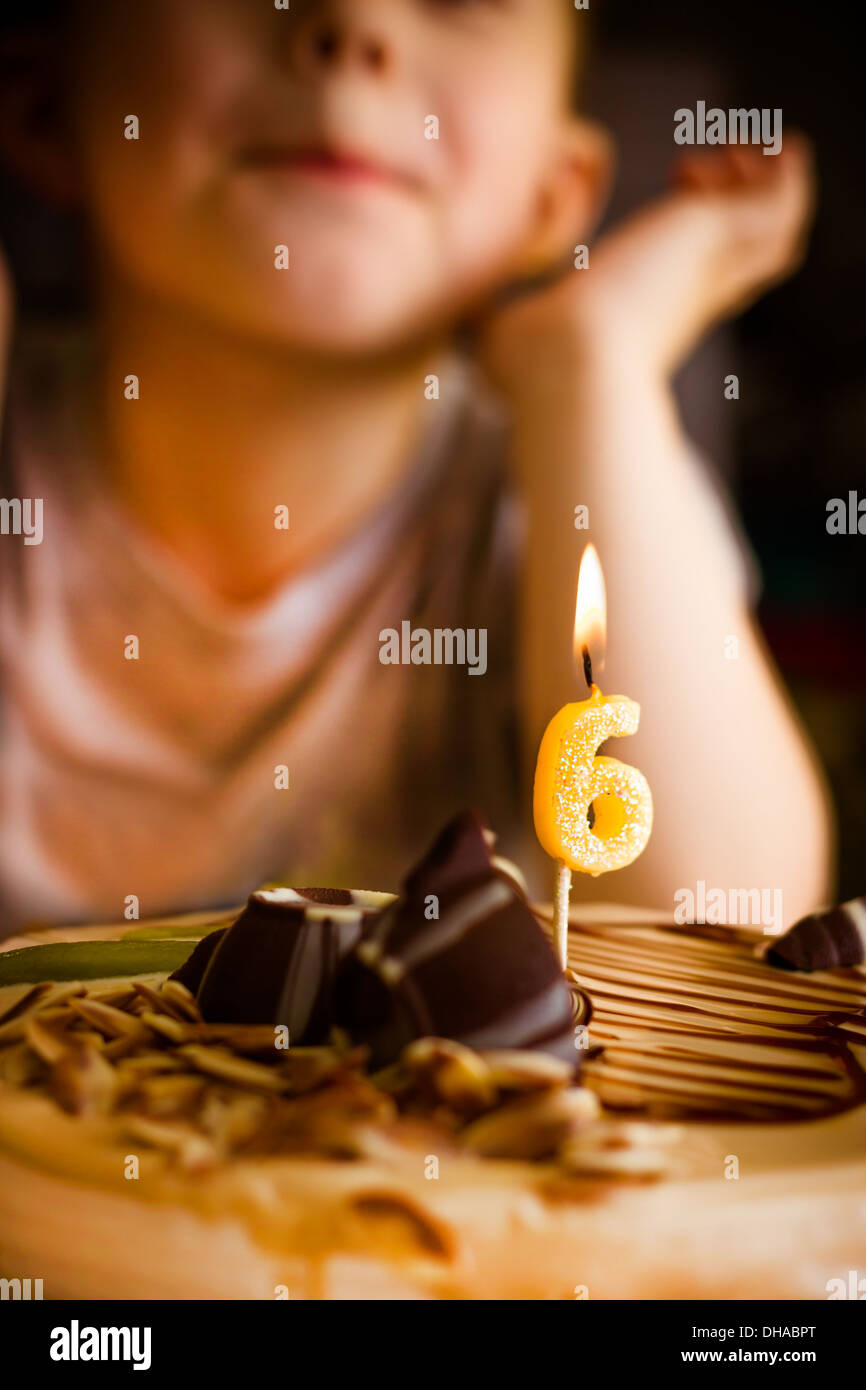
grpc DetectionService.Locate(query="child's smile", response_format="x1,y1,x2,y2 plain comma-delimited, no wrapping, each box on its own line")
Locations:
236,139,425,193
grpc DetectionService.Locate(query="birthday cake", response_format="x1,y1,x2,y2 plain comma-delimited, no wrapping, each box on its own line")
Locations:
0,812,865,1301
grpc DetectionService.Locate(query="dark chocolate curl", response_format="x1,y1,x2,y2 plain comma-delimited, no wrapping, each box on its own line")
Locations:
335,811,577,1070
403,809,500,898
195,890,371,1042
767,899,866,972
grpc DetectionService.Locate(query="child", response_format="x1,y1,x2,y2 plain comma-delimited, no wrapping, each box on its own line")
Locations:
0,0,831,934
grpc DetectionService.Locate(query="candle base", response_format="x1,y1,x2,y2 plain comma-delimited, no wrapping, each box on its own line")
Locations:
554,860,572,971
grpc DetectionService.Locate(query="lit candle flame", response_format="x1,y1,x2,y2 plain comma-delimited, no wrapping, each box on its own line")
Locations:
573,543,607,689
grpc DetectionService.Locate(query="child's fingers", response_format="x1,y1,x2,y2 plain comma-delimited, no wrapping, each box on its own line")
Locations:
733,134,816,242
673,133,814,201
674,133,815,261
726,148,763,185
672,152,737,192
672,155,716,191
672,146,767,190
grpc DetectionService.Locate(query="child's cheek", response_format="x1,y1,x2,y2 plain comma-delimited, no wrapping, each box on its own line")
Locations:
439,88,556,287
67,0,253,193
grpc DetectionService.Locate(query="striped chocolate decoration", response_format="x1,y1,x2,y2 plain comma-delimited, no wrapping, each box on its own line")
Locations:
195,888,386,1042
335,812,578,1069
767,898,866,972
562,918,866,1122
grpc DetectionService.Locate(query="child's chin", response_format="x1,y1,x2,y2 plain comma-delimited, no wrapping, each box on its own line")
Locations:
263,287,441,357
278,317,429,358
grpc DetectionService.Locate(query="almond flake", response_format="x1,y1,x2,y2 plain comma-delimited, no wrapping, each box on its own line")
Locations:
461,1086,600,1160
67,997,152,1040
176,1044,288,1092
51,1045,119,1117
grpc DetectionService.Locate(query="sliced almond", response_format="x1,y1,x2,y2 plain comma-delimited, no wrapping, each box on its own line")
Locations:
461,1086,600,1160
50,1044,119,1117
122,1115,219,1171
129,1073,206,1117
101,1032,155,1061
84,986,138,1009
159,980,203,1022
558,1120,683,1180
35,983,88,1009
176,1044,287,1092
131,981,191,1021
401,1037,497,1116
24,1016,72,1065
0,983,53,1031
114,1051,188,1076
137,1010,193,1043
63,1028,108,1050
67,997,152,1041
477,1049,574,1093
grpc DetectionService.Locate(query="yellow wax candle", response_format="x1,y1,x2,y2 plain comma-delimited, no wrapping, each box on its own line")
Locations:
534,545,653,969
533,688,653,877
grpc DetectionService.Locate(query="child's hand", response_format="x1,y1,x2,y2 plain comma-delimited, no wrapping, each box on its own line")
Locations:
480,133,816,391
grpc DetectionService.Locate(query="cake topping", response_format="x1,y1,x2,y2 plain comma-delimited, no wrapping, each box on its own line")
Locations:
190,812,576,1069
170,928,227,995
567,917,866,1121
0,973,672,1183
194,890,384,1043
334,810,578,1068
765,898,866,972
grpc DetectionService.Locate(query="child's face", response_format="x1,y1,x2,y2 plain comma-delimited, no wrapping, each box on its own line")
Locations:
64,0,575,354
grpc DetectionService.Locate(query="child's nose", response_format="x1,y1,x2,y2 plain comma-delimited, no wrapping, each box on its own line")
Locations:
292,9,391,79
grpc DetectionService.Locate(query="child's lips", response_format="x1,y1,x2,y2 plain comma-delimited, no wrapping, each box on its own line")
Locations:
239,144,419,191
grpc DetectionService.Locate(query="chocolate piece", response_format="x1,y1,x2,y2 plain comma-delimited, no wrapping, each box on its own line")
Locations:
195,889,382,1042
278,887,396,910
169,929,227,994
767,898,866,972
334,811,578,1070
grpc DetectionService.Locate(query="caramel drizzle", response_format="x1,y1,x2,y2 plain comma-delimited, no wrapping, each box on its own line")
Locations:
568,921,866,1122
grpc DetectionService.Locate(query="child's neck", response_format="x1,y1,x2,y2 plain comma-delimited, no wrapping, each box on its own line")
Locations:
90,275,446,604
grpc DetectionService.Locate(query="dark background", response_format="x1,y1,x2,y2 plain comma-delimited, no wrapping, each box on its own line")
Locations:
1,1,864,896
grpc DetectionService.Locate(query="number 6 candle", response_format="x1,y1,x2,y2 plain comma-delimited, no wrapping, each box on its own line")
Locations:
533,545,653,969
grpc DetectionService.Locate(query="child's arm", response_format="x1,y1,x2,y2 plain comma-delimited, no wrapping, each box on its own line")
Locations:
485,139,834,921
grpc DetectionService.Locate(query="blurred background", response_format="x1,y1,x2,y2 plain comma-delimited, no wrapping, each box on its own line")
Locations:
584,0,866,897
1,0,863,895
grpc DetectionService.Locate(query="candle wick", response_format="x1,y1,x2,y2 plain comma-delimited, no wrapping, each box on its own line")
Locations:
581,644,593,690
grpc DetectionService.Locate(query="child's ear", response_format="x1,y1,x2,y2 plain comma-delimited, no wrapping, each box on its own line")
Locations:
517,118,616,276
0,32,79,208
